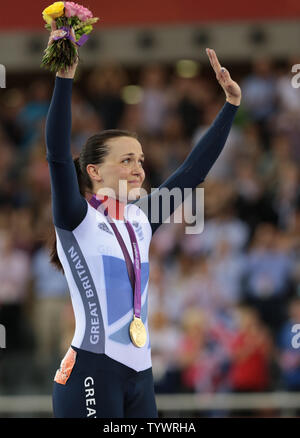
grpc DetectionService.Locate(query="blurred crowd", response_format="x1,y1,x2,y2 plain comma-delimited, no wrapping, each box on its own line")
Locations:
0,56,300,413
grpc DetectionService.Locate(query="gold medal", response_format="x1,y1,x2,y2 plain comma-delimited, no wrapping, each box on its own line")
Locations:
129,316,147,348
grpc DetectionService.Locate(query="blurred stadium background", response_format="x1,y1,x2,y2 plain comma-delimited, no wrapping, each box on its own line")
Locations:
0,0,300,418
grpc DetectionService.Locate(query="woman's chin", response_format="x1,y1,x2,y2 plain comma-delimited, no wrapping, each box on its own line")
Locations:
127,186,142,201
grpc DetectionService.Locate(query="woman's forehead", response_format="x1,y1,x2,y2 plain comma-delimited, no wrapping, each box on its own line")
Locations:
106,136,143,157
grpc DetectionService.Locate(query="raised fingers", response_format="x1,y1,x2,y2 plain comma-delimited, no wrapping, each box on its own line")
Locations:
206,48,222,75
47,29,66,47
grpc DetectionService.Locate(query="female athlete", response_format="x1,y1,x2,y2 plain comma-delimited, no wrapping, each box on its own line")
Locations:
45,21,241,418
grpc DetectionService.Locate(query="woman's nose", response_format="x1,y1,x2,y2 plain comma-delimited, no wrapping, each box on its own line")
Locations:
131,161,143,174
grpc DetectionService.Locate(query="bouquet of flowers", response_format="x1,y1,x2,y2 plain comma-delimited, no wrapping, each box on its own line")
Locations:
41,1,99,73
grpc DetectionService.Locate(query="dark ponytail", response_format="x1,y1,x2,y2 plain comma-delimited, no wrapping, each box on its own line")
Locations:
48,129,138,274
73,155,91,196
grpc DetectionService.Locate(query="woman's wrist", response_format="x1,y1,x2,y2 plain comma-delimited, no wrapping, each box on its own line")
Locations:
56,58,78,79
226,96,241,107
56,73,75,79
56,69,75,79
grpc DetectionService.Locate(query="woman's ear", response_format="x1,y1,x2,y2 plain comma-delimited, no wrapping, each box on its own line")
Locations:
86,164,103,182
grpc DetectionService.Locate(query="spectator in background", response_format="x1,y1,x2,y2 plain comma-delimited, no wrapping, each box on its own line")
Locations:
169,75,214,139
234,158,263,206
209,239,247,308
285,206,300,289
10,206,35,254
180,184,250,257
24,141,51,201
160,107,191,178
192,100,243,181
277,296,300,391
0,87,26,146
274,57,300,163
276,58,300,115
175,308,229,394
0,136,15,207
70,87,103,155
29,202,71,387
85,63,127,129
0,228,31,351
139,63,169,136
242,223,294,334
181,256,232,316
179,240,245,316
258,133,293,193
15,79,50,153
161,251,198,322
241,58,277,149
149,309,181,393
149,221,184,263
233,155,278,235
137,135,169,188
272,161,300,229
147,258,166,314
228,305,273,393
118,100,143,134
31,240,69,387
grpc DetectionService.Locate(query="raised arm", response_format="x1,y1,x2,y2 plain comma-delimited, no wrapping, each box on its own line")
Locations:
45,21,87,231
134,49,241,234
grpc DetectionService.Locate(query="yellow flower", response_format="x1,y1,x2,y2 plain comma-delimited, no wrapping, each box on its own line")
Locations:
42,2,65,21
42,13,53,25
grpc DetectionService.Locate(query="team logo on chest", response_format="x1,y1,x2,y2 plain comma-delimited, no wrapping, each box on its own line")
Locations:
132,221,144,241
97,222,113,235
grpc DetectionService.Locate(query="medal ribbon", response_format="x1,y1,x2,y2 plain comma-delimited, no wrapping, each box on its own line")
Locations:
89,194,142,319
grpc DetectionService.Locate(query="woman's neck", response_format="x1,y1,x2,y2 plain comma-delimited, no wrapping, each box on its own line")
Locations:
89,193,126,220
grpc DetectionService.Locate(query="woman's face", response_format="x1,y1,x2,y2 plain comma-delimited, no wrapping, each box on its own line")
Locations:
87,136,146,202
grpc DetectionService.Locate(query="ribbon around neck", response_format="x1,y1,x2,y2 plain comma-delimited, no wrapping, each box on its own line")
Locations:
88,194,142,319
52,26,89,47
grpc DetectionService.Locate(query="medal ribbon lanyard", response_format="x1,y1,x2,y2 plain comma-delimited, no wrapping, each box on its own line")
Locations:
89,195,142,319
109,220,142,319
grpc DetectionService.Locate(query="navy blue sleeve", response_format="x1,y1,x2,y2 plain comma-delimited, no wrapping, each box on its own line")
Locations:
45,76,87,231
134,101,239,235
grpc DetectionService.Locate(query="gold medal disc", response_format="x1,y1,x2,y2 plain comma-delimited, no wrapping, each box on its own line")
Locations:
129,316,147,348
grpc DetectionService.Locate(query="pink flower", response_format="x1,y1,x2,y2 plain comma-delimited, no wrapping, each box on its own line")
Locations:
64,2,77,17
77,6,93,21
64,2,93,21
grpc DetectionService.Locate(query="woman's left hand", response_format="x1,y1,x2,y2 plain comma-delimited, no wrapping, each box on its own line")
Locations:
206,48,241,106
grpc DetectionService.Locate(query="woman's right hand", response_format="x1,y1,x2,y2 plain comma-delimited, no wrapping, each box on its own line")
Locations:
206,48,241,106
47,20,79,79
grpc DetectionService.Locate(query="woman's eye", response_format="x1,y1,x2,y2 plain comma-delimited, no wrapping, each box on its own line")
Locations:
122,158,144,165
